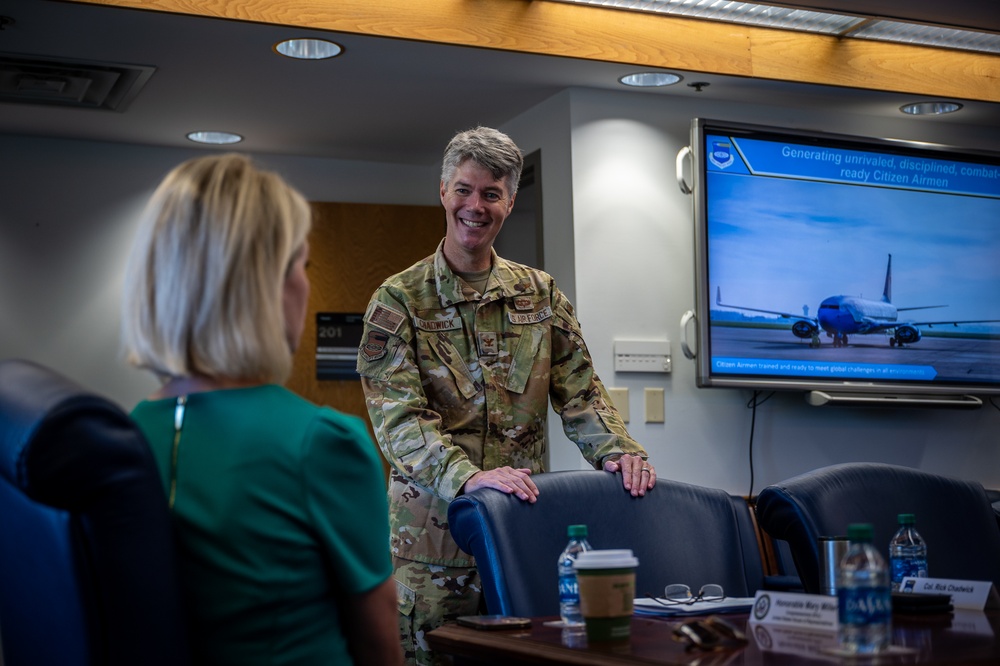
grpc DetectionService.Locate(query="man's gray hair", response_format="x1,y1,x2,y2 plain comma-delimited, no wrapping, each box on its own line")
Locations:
441,126,524,197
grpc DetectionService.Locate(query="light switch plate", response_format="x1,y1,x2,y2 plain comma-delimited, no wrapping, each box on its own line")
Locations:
608,387,629,422
644,387,665,423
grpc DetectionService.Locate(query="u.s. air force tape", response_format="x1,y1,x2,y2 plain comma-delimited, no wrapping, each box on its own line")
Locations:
508,306,552,325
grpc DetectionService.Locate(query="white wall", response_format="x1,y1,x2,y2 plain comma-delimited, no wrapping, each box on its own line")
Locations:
0,134,438,406
3,86,1000,496
554,88,1000,494
502,90,576,301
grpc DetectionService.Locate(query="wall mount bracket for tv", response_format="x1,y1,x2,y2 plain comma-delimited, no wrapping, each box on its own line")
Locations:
805,391,982,409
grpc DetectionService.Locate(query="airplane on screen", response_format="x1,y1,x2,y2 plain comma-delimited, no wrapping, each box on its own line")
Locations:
715,254,1000,348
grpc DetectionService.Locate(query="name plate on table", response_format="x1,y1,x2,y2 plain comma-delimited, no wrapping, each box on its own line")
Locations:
749,591,838,630
748,623,839,661
900,577,1000,610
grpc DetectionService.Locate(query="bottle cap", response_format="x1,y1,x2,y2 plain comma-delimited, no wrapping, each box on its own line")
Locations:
568,524,588,538
898,513,915,525
847,523,874,543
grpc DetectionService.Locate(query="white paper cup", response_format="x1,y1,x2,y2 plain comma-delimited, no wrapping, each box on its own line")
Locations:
574,549,639,642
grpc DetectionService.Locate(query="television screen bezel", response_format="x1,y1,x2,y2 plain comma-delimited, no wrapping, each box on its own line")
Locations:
689,117,1000,400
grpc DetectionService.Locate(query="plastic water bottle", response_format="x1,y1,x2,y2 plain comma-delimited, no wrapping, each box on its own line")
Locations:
889,513,928,591
837,523,892,654
557,524,591,626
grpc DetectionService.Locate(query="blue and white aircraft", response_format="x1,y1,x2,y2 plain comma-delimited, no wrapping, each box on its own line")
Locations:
715,254,1000,348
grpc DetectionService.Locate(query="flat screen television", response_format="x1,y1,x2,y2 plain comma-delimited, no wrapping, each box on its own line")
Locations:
684,118,1000,407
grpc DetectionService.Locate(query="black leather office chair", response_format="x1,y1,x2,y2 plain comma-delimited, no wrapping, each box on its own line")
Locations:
0,359,189,666
755,462,1000,595
757,532,804,593
448,469,766,618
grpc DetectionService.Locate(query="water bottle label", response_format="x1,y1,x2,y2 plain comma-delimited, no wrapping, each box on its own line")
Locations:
891,557,928,582
838,587,892,625
558,574,579,603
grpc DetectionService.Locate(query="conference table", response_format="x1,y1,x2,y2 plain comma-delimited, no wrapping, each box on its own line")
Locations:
428,610,1000,665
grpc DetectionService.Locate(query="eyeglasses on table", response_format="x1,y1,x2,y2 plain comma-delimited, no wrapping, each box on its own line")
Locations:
647,583,726,607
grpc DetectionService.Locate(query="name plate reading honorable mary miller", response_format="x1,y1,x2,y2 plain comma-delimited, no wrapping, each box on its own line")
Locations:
749,591,838,630
316,313,365,380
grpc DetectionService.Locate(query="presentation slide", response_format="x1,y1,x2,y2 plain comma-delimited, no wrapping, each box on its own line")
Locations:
703,131,1000,387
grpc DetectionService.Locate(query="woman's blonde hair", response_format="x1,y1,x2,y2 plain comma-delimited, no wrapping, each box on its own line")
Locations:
121,153,311,384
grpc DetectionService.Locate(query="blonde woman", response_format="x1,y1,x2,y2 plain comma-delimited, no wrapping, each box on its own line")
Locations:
122,153,401,666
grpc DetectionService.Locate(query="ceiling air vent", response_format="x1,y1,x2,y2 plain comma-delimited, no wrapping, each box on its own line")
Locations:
0,53,155,111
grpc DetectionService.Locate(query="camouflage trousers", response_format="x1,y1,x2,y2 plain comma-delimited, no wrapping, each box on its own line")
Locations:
393,556,481,666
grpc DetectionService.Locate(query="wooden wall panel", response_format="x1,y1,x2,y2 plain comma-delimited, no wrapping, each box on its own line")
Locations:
69,0,1000,103
285,202,443,476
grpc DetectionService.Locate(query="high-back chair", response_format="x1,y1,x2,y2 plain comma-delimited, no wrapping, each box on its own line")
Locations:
755,462,1000,595
0,359,189,666
448,469,767,618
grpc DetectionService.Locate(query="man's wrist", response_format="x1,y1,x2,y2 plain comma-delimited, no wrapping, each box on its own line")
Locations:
453,467,482,497
601,452,647,466
601,454,624,467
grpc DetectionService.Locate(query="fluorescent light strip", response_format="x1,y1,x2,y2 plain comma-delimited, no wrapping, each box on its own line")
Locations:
555,0,1000,54
849,22,1000,55
557,0,862,33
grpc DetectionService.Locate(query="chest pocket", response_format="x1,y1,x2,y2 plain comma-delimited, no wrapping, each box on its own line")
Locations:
504,306,551,394
421,330,481,400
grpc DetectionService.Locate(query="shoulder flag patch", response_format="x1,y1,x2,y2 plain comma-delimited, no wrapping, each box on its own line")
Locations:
367,302,405,335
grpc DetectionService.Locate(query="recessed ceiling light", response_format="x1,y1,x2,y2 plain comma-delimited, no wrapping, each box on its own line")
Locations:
619,72,683,87
274,38,343,60
186,131,243,145
899,101,963,116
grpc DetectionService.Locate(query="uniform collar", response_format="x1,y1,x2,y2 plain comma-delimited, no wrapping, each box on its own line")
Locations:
433,240,535,307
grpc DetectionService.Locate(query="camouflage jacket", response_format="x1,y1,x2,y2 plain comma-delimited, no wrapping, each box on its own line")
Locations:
356,240,646,566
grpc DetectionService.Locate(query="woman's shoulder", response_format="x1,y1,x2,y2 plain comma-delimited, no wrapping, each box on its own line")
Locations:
250,385,366,430
158,385,365,451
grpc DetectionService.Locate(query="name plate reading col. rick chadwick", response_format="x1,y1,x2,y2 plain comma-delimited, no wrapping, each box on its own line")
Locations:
900,578,1000,611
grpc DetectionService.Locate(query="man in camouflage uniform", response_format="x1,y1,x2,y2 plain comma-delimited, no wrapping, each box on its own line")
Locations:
357,126,657,666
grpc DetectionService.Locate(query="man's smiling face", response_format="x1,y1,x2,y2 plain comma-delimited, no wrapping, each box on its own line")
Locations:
440,159,515,270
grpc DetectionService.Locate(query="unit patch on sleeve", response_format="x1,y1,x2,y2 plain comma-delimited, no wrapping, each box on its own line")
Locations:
508,306,552,325
361,330,390,362
367,302,405,335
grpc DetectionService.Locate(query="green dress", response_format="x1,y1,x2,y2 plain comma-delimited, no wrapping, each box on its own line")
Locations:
131,385,391,666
